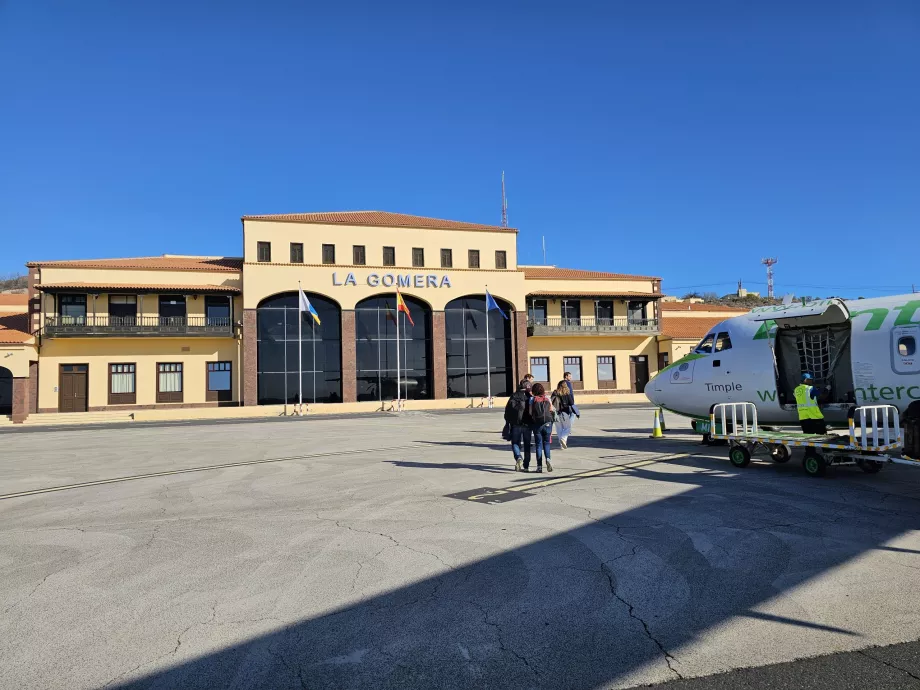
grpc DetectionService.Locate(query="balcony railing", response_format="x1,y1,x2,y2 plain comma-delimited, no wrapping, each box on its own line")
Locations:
528,316,660,336
44,315,234,338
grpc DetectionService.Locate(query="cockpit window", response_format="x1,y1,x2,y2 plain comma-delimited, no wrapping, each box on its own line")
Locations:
715,332,732,352
695,333,715,354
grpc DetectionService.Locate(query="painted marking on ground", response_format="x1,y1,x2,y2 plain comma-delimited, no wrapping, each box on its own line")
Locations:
0,445,419,501
444,488,535,504
446,453,689,503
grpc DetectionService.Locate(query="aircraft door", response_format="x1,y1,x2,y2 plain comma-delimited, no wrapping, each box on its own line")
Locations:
893,325,920,375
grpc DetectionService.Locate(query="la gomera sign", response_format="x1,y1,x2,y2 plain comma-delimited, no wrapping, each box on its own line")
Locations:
332,272,452,288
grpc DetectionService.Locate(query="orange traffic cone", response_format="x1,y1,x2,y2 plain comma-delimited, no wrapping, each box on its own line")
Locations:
649,409,664,439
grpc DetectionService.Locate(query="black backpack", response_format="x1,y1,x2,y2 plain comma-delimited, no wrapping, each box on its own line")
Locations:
531,396,554,425
504,392,528,426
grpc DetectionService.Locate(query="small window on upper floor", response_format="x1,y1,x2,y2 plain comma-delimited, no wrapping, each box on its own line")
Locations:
412,247,425,267
322,244,335,264
290,243,303,264
383,246,395,266
695,333,715,354
257,242,271,263
353,245,366,266
440,248,453,268
495,250,507,269
468,249,480,269
715,332,732,352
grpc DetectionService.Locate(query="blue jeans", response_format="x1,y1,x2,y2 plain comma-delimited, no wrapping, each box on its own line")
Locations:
532,423,552,465
511,425,532,464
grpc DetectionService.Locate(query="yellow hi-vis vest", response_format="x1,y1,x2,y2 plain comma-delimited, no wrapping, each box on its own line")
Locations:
794,384,824,420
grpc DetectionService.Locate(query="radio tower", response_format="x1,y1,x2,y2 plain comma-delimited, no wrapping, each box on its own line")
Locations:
501,171,508,228
761,257,778,298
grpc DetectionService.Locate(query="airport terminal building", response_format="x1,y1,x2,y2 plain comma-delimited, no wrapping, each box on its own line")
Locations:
1,212,666,422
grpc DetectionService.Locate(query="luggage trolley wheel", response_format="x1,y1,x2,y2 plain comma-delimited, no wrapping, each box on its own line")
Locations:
770,445,791,463
802,449,827,477
729,444,752,468
856,459,884,474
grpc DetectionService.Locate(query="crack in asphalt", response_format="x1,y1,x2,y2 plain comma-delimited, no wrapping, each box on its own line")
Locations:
856,649,920,682
601,562,683,681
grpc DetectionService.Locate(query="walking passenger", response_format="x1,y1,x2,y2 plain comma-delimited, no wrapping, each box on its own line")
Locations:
529,383,554,473
504,385,532,472
564,370,581,430
552,380,575,449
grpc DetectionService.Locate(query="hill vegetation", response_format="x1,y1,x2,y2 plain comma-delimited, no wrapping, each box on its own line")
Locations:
0,274,28,292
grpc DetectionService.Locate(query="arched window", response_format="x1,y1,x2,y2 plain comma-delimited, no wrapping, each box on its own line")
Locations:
445,295,513,398
0,366,11,415
257,293,342,404
355,294,432,402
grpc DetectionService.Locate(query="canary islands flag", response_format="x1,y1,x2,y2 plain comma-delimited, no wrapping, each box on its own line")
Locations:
396,290,414,326
299,288,321,325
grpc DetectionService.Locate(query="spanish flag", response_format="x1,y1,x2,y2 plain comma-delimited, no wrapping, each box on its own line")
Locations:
396,290,414,326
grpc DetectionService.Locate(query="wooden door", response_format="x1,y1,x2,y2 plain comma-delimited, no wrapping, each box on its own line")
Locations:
59,364,88,412
630,356,650,394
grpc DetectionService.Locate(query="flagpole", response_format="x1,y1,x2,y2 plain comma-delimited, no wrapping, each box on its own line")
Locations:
283,307,288,416
298,281,303,415
395,293,401,411
312,317,316,406
486,288,492,408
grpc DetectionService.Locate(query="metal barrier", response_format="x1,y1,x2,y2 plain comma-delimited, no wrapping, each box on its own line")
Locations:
848,405,901,451
710,402,758,439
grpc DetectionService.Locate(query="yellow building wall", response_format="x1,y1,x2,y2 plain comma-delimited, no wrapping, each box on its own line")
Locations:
1,344,37,377
659,337,698,362
521,277,658,295
526,335,659,391
37,266,241,290
244,220,517,270
243,261,527,311
37,338,241,411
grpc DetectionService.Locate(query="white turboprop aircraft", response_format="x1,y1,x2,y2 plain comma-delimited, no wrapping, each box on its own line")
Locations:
646,294,920,433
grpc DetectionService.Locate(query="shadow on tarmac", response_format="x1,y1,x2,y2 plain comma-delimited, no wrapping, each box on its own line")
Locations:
114,446,920,689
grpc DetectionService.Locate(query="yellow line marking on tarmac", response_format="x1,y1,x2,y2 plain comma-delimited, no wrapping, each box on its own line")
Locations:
0,445,418,501
509,453,688,492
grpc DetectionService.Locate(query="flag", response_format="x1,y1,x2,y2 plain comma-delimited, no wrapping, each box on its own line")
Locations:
396,290,414,326
485,290,508,319
298,288,321,325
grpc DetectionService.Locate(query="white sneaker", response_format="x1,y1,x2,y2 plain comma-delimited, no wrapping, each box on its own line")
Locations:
559,438,568,449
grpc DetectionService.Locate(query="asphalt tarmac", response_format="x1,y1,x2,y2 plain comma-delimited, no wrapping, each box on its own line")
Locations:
3,407,920,689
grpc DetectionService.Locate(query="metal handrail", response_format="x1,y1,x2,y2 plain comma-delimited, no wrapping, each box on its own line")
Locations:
44,315,233,336
849,405,901,450
711,402,759,438
527,316,659,332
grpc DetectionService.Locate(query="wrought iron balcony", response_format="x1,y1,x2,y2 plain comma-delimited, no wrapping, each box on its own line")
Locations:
44,315,234,338
527,316,660,336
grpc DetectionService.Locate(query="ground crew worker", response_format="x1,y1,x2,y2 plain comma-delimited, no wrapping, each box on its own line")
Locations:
795,373,829,434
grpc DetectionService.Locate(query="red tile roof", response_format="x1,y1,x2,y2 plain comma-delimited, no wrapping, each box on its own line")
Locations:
0,312,32,343
242,211,516,233
26,256,242,272
521,266,660,281
36,282,240,294
661,316,729,339
526,290,661,299
661,302,749,313
0,294,29,307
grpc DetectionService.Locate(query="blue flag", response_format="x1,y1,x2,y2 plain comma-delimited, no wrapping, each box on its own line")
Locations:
485,290,508,319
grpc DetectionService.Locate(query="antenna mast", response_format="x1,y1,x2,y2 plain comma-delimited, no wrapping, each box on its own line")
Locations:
761,258,778,298
501,171,508,228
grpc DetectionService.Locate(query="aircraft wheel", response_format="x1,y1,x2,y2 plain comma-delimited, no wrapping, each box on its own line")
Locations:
803,450,827,477
857,459,884,474
729,445,752,468
771,445,791,463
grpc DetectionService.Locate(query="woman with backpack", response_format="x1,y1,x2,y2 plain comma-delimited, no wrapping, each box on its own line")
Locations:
552,380,575,449
529,383,554,473
504,382,532,472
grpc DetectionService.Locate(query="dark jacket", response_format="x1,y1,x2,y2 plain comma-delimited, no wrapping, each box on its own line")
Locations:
552,390,573,416
565,379,575,403
505,389,533,426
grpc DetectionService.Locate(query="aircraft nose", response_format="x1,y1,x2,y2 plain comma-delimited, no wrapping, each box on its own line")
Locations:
645,372,665,406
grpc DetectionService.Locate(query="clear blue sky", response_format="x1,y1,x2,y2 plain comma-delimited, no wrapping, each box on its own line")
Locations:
2,1,918,297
